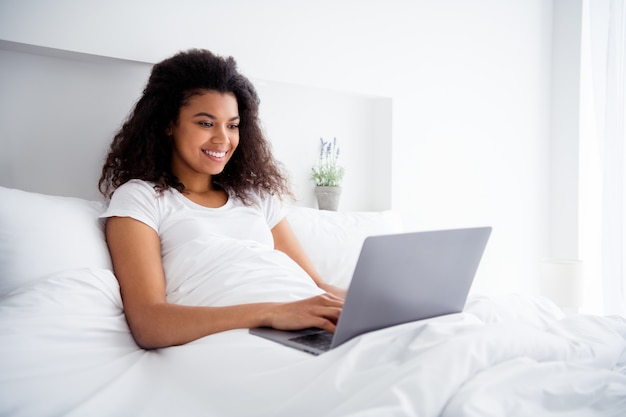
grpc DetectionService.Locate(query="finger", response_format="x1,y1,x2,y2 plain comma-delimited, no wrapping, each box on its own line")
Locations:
310,317,337,334
311,305,341,319
311,306,342,328
316,293,344,306
322,292,344,301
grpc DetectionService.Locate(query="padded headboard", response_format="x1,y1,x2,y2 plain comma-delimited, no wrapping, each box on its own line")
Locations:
0,42,392,211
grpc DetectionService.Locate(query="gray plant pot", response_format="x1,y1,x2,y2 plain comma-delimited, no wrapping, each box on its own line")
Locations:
315,186,342,211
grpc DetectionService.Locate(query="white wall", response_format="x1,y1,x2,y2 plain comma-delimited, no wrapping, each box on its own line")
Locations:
0,0,567,296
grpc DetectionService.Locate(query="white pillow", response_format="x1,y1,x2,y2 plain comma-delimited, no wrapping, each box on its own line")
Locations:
286,206,403,288
0,186,401,296
0,187,112,296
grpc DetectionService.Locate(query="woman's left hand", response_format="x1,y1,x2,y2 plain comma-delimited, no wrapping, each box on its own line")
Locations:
317,282,347,300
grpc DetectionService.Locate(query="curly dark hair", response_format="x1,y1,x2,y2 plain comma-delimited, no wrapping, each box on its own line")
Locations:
99,49,292,204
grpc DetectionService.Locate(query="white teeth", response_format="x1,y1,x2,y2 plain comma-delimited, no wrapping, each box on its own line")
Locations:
203,150,226,158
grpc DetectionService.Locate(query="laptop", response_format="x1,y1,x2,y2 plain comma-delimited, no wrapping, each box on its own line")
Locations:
249,226,491,355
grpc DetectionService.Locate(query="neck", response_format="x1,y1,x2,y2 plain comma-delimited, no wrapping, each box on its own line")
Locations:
185,186,213,195
181,184,228,208
179,176,215,195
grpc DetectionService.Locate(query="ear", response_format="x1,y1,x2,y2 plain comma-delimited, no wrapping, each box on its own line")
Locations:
165,125,173,136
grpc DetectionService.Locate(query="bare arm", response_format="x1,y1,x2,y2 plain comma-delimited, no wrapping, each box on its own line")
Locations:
106,216,343,349
271,217,347,299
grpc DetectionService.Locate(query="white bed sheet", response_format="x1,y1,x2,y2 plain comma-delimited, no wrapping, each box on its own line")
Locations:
1,268,625,417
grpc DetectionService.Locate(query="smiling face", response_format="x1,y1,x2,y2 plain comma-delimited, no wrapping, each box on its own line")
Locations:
169,90,240,191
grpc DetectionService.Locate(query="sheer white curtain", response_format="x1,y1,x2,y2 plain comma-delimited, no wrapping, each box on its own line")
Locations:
585,0,626,315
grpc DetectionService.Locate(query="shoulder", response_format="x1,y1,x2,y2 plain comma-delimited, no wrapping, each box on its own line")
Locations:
102,180,168,231
113,179,159,197
110,180,172,206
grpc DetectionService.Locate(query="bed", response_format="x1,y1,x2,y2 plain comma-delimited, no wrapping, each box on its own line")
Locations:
1,185,625,417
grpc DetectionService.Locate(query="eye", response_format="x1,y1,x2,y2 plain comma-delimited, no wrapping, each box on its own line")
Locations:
228,123,240,130
199,121,213,128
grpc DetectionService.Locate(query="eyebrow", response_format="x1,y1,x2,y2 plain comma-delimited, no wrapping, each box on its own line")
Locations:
193,112,240,121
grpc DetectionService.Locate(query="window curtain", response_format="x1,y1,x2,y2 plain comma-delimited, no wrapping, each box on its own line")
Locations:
587,0,626,315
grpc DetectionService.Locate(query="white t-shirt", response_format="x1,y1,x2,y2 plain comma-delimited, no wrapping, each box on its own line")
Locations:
100,180,322,306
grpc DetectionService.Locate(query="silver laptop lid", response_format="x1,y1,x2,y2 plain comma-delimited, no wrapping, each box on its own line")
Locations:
331,226,491,348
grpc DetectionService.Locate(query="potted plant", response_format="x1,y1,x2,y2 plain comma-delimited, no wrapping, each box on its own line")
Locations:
311,137,345,210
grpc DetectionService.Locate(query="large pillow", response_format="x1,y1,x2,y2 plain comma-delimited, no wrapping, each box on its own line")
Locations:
0,187,112,296
287,206,403,288
0,186,401,296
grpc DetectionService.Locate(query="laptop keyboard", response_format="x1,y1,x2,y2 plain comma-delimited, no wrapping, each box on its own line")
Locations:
289,331,333,351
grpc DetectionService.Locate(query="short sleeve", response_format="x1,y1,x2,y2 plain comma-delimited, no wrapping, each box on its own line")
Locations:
261,194,286,229
99,180,161,232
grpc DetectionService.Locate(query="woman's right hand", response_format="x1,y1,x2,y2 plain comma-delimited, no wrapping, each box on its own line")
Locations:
265,293,344,334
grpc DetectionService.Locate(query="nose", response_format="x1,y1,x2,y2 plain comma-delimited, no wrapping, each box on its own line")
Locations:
211,125,230,144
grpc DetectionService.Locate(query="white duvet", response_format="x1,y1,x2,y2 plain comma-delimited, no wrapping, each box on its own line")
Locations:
1,268,625,417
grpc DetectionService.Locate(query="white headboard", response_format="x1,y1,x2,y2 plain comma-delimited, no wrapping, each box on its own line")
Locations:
0,41,392,211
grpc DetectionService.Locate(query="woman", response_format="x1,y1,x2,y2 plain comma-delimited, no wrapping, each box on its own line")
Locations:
99,49,344,349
